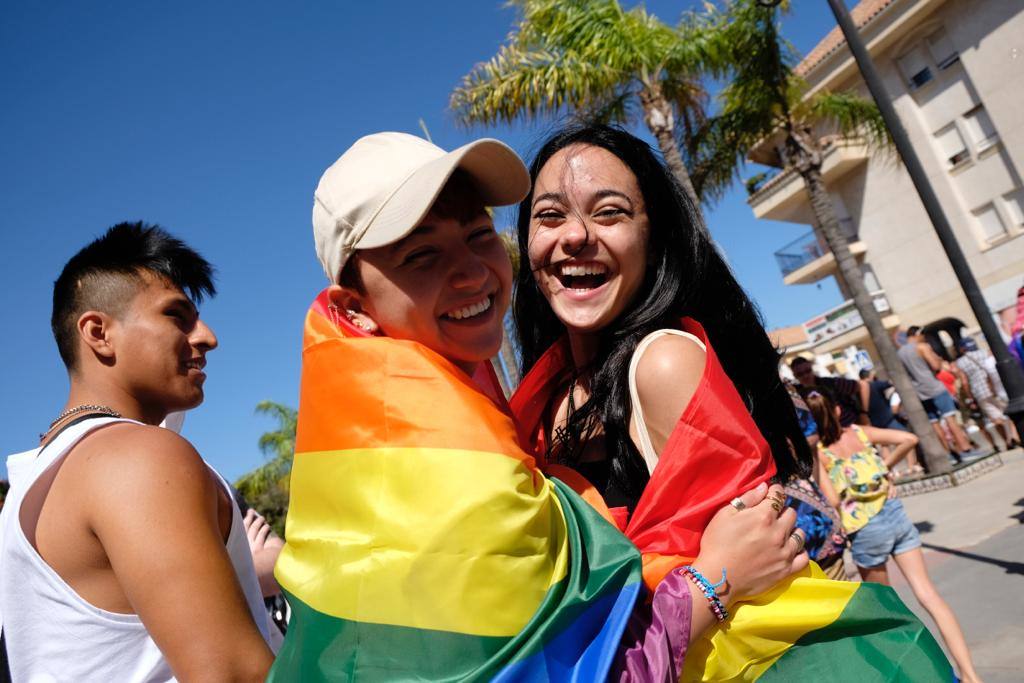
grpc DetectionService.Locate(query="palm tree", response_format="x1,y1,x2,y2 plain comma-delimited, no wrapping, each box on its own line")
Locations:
234,401,297,536
698,0,950,472
450,0,724,225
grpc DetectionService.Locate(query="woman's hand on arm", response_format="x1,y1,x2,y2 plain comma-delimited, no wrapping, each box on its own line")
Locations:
686,483,808,644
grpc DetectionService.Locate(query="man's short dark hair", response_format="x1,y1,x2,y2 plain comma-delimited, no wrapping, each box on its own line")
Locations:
789,357,812,370
907,325,921,337
858,369,871,379
51,222,216,371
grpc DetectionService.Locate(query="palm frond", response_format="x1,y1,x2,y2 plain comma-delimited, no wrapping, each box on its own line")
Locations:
254,400,297,460
807,90,893,151
665,6,733,80
573,86,639,126
499,232,521,279
662,75,708,125
451,0,706,130
451,44,626,126
512,0,627,54
683,106,768,205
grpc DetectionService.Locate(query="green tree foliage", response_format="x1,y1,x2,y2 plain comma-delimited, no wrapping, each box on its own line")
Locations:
234,401,297,537
685,1,890,190
451,0,734,225
499,231,521,280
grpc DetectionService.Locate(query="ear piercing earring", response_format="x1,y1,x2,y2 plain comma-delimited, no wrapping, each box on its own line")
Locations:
346,309,372,332
327,303,372,332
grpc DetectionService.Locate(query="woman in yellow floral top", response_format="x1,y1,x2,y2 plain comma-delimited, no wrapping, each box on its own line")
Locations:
820,420,892,534
806,392,981,683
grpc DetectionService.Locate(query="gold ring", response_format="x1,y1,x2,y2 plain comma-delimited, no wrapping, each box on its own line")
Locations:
770,500,783,513
790,531,806,552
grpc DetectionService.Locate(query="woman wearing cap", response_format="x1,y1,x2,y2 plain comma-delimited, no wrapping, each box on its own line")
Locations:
269,132,804,681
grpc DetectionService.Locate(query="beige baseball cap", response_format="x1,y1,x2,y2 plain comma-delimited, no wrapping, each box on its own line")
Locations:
313,132,531,283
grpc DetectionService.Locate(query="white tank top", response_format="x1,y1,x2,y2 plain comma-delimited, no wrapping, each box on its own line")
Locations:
0,417,270,682
628,329,707,475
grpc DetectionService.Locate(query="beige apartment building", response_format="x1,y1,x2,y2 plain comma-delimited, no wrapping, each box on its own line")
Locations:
750,0,1024,375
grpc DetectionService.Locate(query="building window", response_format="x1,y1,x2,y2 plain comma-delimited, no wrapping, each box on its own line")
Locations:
933,105,1001,171
927,30,960,70
963,105,999,152
897,47,933,90
934,124,969,168
861,264,882,293
1004,190,1024,228
972,204,1008,243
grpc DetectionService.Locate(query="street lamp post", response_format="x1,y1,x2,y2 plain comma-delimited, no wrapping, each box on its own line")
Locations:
823,0,1024,438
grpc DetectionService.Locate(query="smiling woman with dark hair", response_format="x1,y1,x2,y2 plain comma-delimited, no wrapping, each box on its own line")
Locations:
510,124,953,679
513,126,811,505
512,124,811,545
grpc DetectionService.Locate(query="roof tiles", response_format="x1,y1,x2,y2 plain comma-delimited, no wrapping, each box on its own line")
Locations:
795,0,897,76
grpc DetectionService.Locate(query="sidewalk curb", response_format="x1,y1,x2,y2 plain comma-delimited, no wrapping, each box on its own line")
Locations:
894,452,1005,497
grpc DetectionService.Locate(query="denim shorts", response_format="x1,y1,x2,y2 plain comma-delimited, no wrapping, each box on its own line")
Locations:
921,390,958,422
849,499,922,568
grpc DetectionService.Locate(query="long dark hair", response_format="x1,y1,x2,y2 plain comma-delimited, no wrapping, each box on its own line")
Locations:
513,124,810,500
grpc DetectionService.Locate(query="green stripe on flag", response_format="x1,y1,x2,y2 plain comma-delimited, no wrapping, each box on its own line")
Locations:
268,479,643,682
269,589,509,682
759,582,953,681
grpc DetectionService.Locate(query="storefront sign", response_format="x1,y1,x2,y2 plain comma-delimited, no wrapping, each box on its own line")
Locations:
803,292,890,346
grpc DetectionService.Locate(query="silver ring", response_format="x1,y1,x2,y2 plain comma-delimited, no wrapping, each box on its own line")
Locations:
730,497,746,511
790,531,806,552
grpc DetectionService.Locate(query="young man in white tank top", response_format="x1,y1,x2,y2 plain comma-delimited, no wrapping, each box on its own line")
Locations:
0,223,273,681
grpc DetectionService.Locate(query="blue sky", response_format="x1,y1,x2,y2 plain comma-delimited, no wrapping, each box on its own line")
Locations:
1,1,846,481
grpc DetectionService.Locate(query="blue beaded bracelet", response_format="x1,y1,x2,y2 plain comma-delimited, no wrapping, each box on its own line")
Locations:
682,566,729,622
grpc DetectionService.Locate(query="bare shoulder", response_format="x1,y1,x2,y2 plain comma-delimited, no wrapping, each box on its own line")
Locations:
75,422,204,468
634,333,707,425
635,333,707,395
70,423,214,503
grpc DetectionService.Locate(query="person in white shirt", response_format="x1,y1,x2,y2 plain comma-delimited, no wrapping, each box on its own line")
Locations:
0,222,273,681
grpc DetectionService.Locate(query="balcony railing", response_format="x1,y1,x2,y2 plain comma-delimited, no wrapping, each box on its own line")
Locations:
773,220,859,278
744,168,782,196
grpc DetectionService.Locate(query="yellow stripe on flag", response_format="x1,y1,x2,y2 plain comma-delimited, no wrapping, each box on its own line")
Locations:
683,563,856,681
276,446,570,638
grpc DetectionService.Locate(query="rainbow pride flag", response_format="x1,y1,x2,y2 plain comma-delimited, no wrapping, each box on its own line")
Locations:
268,292,643,681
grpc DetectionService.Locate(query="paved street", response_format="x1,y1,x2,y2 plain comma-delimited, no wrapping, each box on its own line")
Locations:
852,447,1024,682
